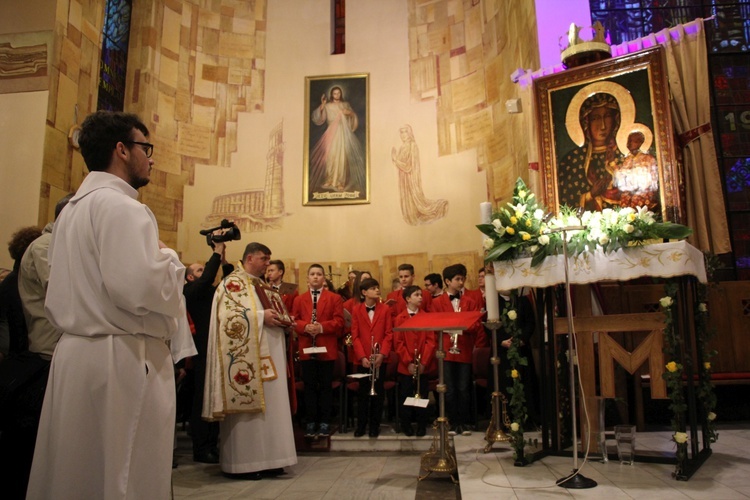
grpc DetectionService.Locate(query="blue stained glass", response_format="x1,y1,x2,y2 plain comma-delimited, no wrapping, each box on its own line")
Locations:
97,0,132,112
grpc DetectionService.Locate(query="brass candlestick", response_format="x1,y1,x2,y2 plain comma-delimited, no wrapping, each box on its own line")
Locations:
483,320,511,453
418,330,458,484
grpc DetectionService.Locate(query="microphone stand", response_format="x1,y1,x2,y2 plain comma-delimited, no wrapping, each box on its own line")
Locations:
549,225,597,490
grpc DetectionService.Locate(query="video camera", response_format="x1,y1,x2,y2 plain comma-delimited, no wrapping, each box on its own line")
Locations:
199,219,241,247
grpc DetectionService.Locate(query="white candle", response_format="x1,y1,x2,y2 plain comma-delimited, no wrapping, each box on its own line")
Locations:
480,202,500,321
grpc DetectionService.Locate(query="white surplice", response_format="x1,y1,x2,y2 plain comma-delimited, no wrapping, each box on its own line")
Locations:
27,172,185,500
204,270,297,474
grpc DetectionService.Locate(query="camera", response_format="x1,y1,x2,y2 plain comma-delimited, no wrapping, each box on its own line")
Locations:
199,219,241,247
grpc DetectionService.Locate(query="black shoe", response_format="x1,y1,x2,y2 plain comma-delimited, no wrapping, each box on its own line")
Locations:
354,427,366,437
416,424,427,437
223,471,263,480
402,423,414,436
260,468,285,477
369,428,380,438
194,450,220,464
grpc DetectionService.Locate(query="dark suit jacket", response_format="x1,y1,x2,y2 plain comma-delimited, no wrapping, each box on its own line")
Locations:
292,289,345,361
351,302,393,365
183,253,234,355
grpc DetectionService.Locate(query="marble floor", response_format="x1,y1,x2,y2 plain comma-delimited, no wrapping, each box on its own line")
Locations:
172,423,750,499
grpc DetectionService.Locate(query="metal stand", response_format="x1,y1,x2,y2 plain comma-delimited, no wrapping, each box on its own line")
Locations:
553,226,597,490
483,320,511,453
419,330,458,483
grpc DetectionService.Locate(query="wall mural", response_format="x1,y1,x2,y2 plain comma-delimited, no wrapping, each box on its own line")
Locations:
391,124,448,225
203,121,286,233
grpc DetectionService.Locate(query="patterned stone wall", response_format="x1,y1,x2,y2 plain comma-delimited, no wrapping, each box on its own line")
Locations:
407,0,540,206
125,0,267,248
38,0,106,226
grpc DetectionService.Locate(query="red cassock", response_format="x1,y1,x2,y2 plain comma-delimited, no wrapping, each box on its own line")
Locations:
386,288,432,317
430,292,487,364
393,310,436,376
350,302,393,366
292,289,345,361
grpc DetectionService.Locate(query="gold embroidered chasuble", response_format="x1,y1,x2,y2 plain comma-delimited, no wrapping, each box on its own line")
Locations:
203,269,277,421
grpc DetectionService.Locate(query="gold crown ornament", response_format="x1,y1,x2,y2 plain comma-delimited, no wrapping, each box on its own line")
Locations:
559,21,612,69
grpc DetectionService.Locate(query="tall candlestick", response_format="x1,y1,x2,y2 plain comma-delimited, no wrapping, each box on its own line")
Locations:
480,202,500,321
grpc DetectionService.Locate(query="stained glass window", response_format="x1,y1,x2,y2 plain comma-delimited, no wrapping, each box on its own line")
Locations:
332,0,345,54
97,0,132,111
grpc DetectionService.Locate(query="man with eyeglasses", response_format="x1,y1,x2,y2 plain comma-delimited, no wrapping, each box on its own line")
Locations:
27,111,187,499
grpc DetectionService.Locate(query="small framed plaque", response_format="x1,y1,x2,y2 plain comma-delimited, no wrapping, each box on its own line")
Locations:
254,283,294,327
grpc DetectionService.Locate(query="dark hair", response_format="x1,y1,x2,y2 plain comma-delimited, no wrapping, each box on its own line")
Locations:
242,242,271,261
324,278,334,290
402,285,421,301
359,278,379,292
78,111,149,172
8,226,43,261
442,263,467,282
308,263,325,274
424,273,443,288
269,259,285,276
397,263,414,275
54,193,74,220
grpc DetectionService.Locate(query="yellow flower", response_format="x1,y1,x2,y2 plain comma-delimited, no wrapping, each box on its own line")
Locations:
510,216,518,225
521,232,531,241
511,369,519,379
518,190,526,199
704,362,711,370
673,432,688,444
666,361,678,373
506,227,515,235
525,219,532,227
627,213,636,222
507,310,517,320
659,296,673,308
510,422,520,432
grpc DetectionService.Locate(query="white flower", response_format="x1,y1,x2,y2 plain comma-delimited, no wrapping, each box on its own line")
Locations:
581,211,592,225
566,215,581,227
673,432,688,444
529,245,539,253
483,237,494,250
510,422,520,432
619,207,636,218
507,310,517,320
660,296,673,308
509,203,527,217
698,303,707,313
608,209,619,225
636,206,655,224
624,223,635,234
492,219,506,237
707,412,716,421
538,234,550,246
598,235,610,245
534,209,545,220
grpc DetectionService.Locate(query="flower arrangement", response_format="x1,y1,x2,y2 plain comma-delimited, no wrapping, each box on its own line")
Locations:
660,282,689,479
695,282,718,444
502,293,530,464
477,178,693,268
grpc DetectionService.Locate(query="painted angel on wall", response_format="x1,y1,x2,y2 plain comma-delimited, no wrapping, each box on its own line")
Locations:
391,125,448,225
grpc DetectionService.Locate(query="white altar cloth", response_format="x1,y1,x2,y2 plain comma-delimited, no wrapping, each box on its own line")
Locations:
493,241,706,289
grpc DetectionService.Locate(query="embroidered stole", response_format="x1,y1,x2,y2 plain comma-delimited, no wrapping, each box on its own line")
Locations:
203,269,277,421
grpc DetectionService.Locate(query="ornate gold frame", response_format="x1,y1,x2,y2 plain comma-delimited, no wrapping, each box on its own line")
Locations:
533,47,682,222
303,73,370,206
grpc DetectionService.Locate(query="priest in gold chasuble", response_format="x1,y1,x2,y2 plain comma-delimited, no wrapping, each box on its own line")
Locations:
203,242,297,476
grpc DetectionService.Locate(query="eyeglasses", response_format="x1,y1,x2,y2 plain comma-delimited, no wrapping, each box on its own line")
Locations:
125,141,154,158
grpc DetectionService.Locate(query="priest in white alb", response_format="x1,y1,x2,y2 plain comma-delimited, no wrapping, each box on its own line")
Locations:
203,242,297,479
